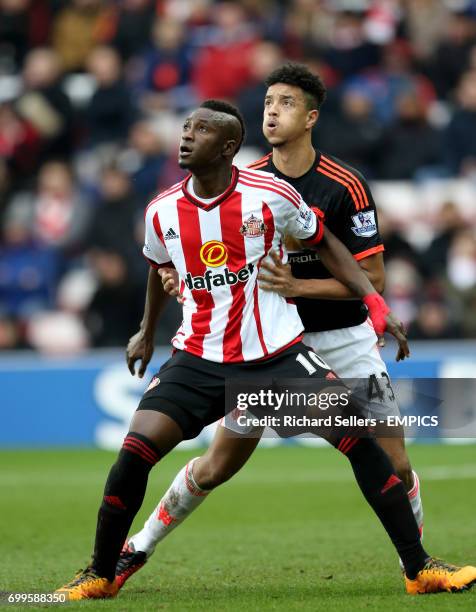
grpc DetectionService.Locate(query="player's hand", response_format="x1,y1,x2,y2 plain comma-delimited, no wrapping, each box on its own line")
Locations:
258,250,299,297
382,312,410,361
158,268,183,304
126,330,154,378
363,293,409,361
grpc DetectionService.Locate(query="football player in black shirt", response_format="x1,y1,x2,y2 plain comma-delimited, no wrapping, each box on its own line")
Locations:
118,66,476,594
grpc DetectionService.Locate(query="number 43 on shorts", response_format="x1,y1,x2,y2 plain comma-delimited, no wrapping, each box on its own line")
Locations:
368,372,396,403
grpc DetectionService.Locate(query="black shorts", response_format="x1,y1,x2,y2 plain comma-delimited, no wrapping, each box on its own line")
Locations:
137,342,343,440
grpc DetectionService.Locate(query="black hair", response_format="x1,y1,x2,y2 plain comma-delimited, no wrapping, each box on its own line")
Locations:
199,99,246,152
264,63,327,110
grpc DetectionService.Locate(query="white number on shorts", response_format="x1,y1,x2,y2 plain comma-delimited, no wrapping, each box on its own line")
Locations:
296,351,330,375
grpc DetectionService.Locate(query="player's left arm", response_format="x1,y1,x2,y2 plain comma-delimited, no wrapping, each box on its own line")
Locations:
263,185,408,359
264,245,384,300
271,185,383,303
290,175,385,298
318,175,386,292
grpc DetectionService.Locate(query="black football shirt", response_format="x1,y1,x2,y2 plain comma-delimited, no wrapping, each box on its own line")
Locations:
248,150,384,332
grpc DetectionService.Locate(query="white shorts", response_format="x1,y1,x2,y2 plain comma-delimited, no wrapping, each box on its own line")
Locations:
224,319,400,434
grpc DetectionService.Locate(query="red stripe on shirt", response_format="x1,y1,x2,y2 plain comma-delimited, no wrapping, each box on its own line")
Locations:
144,183,182,217
303,214,324,246
250,333,303,362
353,244,384,261
239,172,301,207
177,197,214,357
240,170,301,204
238,177,301,211
247,161,269,170
320,160,364,210
220,192,246,362
246,152,272,168
320,155,369,209
145,211,170,269
152,211,166,245
253,202,275,356
239,169,301,208
317,166,362,212
321,155,369,207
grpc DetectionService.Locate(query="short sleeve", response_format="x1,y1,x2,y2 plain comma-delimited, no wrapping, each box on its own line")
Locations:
278,182,324,245
143,206,173,269
285,197,324,246
331,176,384,261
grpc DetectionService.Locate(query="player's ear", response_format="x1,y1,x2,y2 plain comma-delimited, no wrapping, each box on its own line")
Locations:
306,109,319,130
222,139,237,157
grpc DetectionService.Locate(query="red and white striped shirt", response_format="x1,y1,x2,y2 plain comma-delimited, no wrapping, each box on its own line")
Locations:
143,165,323,363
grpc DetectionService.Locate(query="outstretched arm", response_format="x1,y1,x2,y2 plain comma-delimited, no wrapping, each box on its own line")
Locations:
284,252,384,300
259,229,409,360
313,230,408,358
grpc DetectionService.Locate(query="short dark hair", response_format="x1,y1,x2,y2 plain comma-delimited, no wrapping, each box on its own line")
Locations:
199,99,246,152
264,63,327,110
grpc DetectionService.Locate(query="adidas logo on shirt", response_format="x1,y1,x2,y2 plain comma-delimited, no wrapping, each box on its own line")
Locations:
164,227,179,241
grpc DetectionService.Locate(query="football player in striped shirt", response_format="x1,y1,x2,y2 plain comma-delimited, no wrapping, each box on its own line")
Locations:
117,70,476,596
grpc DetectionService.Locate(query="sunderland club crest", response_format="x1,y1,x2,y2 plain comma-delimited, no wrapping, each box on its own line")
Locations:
240,214,267,238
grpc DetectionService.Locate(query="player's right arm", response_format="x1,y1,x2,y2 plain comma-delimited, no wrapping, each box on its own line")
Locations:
126,268,170,378
127,203,174,378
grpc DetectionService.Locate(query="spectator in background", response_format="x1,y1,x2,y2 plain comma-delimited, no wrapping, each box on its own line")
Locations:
0,0,50,73
124,121,168,200
132,16,193,112
379,91,441,180
429,8,476,99
444,69,476,175
87,165,143,278
377,208,420,266
0,159,10,217
316,86,383,178
0,102,40,189
383,257,421,328
4,160,91,254
446,228,476,291
421,201,466,279
0,0,31,72
237,40,283,150
0,205,60,323
52,0,110,72
192,1,257,99
108,0,155,62
322,9,380,79
404,0,449,62
461,290,476,336
347,39,436,125
16,47,74,160
408,300,463,340
85,250,144,347
85,46,136,147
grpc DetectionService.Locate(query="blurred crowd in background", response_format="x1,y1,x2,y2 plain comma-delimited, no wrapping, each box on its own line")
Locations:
1,0,476,353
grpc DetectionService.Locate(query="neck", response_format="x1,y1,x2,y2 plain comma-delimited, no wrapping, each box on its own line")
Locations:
272,137,316,178
192,165,233,198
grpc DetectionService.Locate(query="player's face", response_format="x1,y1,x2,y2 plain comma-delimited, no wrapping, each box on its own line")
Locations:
263,84,316,147
178,108,227,170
